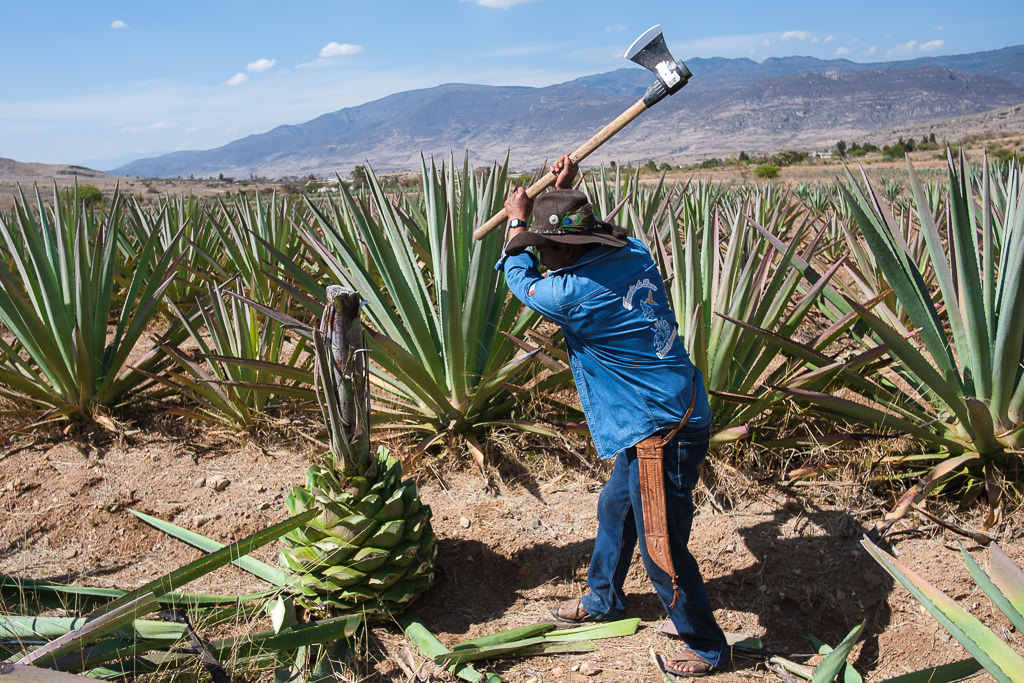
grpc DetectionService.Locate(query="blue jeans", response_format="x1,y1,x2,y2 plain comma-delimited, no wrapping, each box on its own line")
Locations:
579,425,728,667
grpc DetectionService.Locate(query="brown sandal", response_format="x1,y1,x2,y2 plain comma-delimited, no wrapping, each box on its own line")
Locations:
550,597,599,624
655,648,719,678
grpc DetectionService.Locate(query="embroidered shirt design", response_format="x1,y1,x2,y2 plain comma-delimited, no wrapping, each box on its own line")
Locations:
622,278,677,358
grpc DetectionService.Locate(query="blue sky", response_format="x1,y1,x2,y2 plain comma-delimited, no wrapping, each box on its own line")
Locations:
1,0,1020,168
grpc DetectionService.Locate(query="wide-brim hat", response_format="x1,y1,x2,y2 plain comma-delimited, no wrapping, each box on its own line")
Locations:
504,189,628,256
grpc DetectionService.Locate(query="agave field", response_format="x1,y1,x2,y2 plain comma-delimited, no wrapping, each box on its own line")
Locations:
1,151,1023,681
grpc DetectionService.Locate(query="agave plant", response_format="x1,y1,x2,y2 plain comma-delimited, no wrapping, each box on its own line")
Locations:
0,185,183,418
635,182,840,445
139,279,316,429
208,191,308,307
279,286,436,616
779,152,1023,530
122,193,223,306
280,156,566,454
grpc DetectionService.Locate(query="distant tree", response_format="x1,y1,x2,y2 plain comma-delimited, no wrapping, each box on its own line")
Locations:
609,160,617,168
76,184,104,208
769,150,806,167
350,164,368,188
755,164,780,179
836,140,847,157
738,150,750,162
643,159,657,172
658,162,672,172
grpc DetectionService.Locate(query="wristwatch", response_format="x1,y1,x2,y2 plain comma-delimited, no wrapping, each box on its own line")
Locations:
508,218,526,229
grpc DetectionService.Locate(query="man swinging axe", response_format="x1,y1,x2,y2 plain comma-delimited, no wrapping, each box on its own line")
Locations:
490,27,730,679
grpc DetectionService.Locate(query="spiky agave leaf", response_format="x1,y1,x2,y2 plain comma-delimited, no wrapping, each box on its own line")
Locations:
280,286,436,615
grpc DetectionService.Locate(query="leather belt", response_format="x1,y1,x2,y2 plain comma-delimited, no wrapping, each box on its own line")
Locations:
636,371,698,609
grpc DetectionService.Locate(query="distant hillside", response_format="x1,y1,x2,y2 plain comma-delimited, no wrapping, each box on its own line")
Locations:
572,44,1024,95
112,45,1024,179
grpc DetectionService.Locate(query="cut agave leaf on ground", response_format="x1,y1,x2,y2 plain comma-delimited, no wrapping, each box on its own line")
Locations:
397,612,503,683
810,621,864,683
434,617,636,665
17,593,159,667
809,624,864,683
0,574,270,613
205,613,362,661
435,638,596,665
1,614,185,642
543,617,640,641
876,657,982,683
88,509,315,618
451,623,555,649
131,509,290,587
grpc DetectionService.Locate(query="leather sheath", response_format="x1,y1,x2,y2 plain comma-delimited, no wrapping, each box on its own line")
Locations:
636,372,698,609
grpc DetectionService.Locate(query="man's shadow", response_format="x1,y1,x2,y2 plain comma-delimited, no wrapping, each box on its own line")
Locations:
413,535,595,632
633,502,895,673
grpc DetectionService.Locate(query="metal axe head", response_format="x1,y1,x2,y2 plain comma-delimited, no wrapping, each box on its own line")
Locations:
625,25,691,100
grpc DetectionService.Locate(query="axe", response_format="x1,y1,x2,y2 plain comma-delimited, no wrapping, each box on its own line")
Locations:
473,24,691,240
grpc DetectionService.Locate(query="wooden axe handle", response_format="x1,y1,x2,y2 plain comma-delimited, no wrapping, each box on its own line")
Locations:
473,98,649,240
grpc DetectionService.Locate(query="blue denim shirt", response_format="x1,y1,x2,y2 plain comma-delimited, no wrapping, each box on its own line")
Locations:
496,237,711,458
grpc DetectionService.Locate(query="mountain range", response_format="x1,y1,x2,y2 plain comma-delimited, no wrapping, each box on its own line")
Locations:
112,45,1024,180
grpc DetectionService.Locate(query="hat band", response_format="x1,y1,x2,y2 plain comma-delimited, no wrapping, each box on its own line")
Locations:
535,212,596,236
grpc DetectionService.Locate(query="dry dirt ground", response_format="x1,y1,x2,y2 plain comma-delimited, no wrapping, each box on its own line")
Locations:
2,418,1022,683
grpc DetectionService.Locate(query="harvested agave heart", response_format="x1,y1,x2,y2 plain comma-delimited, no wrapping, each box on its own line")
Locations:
280,286,436,615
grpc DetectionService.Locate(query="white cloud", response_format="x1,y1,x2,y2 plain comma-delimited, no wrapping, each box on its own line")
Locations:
605,24,628,33
886,40,918,58
110,20,128,29
762,39,771,47
459,0,540,8
823,35,836,44
122,120,173,134
224,73,249,86
934,25,945,31
246,58,276,73
319,42,363,58
779,30,811,42
920,39,944,51
867,45,878,56
834,46,852,56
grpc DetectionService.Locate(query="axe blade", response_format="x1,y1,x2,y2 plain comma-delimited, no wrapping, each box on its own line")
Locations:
625,24,690,95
